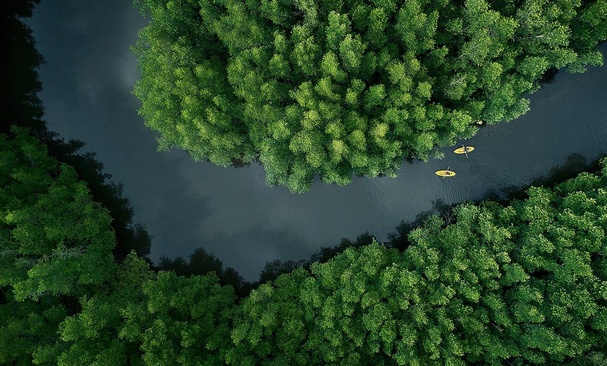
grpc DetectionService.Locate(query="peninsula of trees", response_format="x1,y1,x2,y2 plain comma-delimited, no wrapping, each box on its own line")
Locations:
134,0,606,192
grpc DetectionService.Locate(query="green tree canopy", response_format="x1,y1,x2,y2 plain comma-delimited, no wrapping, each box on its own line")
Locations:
0,127,123,365
0,128,117,301
2,130,607,364
0,129,237,365
134,0,607,192
219,158,607,364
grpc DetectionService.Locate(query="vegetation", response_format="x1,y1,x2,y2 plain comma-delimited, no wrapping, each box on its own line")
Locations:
133,0,607,192
157,247,248,296
157,232,375,297
2,125,606,364
225,163,607,365
0,128,119,364
0,129,234,365
2,1,606,364
2,0,152,260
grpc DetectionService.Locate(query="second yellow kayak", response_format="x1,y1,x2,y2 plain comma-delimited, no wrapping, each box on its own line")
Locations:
435,170,456,177
454,146,474,154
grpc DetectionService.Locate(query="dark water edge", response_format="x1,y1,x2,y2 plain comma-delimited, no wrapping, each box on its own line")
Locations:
183,152,604,296
28,0,607,281
3,3,153,264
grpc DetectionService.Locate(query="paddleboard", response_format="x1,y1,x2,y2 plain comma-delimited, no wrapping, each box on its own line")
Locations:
435,170,456,177
454,146,474,154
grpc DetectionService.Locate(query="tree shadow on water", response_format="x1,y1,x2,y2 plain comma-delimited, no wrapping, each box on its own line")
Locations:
2,2,153,262
156,247,249,296
481,153,603,203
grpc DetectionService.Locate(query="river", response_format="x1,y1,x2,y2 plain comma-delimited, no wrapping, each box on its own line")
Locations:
29,1,607,280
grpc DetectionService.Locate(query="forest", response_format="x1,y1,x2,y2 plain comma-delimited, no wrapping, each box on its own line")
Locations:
3,123,607,365
134,0,607,192
2,1,607,365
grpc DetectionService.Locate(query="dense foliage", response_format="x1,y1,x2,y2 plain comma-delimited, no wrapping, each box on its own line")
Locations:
0,129,118,364
225,165,607,365
0,130,235,365
2,1,606,364
2,127,606,364
2,0,152,260
157,247,248,295
0,129,117,302
133,0,607,192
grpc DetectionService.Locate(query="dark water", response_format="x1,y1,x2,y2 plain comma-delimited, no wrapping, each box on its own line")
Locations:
29,1,607,280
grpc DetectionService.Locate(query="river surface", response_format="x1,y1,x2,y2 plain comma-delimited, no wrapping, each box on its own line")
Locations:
29,1,607,280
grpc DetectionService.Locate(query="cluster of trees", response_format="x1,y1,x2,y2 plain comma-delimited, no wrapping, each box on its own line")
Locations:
257,231,375,284
2,0,152,261
3,1,607,364
0,129,237,365
3,124,607,364
0,128,121,363
156,232,375,297
133,0,607,192
224,165,607,365
156,247,250,295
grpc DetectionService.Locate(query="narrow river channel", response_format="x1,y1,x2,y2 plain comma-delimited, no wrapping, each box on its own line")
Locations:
30,0,607,280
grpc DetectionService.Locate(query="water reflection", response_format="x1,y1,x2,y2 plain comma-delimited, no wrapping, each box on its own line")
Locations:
30,0,607,280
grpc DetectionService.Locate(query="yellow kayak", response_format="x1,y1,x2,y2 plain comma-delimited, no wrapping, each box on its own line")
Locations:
435,170,456,177
454,146,474,154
